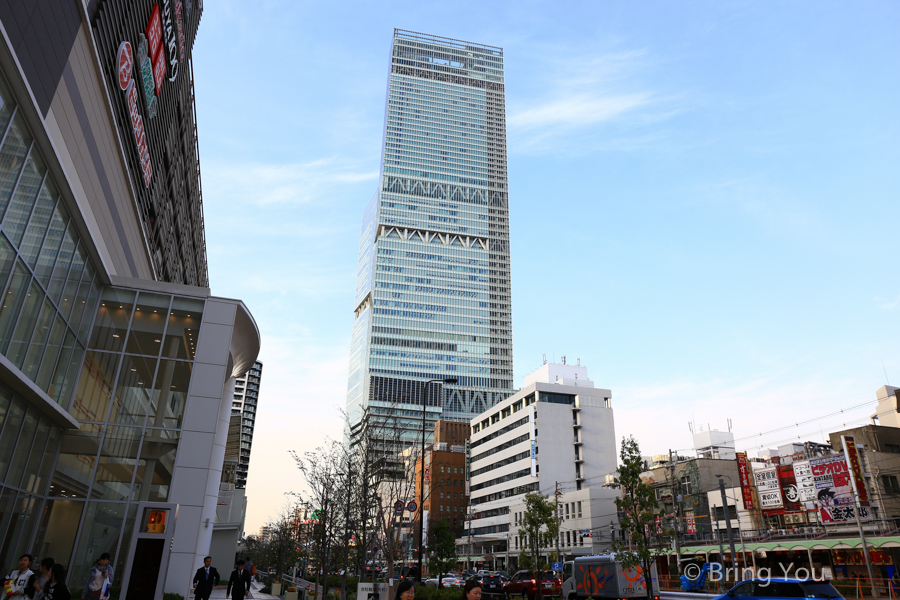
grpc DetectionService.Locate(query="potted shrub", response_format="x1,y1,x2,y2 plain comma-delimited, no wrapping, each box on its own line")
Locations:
286,585,298,600
271,582,282,596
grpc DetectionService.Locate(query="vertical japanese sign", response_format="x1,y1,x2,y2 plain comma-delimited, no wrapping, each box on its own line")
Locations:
145,4,165,93
685,511,696,534
529,405,537,477
464,438,470,496
736,452,754,510
810,454,869,523
754,466,783,509
116,42,152,187
841,435,870,506
793,460,817,503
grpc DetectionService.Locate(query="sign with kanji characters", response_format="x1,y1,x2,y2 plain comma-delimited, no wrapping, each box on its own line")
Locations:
755,467,783,508
810,454,870,523
736,452,754,510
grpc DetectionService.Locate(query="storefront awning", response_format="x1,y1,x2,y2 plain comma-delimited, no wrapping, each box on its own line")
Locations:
675,536,900,556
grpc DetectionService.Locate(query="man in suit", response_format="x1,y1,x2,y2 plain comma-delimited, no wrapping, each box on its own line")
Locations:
192,557,219,600
226,560,251,600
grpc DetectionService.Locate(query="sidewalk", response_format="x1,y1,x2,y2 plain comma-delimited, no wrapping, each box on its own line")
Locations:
207,580,283,600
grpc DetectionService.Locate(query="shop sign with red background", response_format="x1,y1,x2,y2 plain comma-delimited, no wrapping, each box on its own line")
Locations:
736,452,754,510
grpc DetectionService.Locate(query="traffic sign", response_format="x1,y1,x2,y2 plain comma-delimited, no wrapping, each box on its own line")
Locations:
407,501,417,512
394,501,404,514
551,562,562,571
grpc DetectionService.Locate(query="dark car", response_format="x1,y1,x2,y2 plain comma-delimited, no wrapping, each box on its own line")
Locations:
504,571,561,599
482,575,505,597
714,578,843,600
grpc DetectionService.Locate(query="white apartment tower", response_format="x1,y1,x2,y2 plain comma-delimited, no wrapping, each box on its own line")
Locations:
232,360,263,488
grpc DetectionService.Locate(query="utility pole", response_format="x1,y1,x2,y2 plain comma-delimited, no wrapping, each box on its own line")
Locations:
467,510,473,572
555,482,562,563
668,450,683,574
712,504,725,593
842,436,880,599
718,478,738,584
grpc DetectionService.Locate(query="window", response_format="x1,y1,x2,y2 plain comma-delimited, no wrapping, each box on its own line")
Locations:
502,407,511,418
565,504,569,518
887,444,900,454
513,400,523,412
577,501,582,518
481,419,489,429
680,476,693,496
566,531,571,546
883,475,900,493
473,424,480,433
440,492,444,499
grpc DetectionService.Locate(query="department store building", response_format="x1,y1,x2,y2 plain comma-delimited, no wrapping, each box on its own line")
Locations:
0,1,259,598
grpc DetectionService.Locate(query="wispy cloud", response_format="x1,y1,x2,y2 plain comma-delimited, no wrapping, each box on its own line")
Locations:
509,92,652,130
878,294,900,310
204,157,378,206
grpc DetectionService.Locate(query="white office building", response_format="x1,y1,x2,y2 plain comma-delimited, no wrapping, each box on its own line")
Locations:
466,362,619,562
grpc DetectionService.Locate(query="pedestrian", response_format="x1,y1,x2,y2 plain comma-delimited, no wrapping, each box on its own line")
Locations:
2,554,36,599
394,580,415,600
244,557,255,583
226,561,251,600
193,556,220,600
80,553,112,600
462,579,481,600
32,559,53,600
44,565,69,600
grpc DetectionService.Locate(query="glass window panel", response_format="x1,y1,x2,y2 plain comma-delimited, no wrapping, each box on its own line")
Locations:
49,330,75,404
109,354,155,426
0,385,9,432
0,393,24,480
49,424,103,499
0,114,34,215
113,503,138,584
77,273,101,342
0,75,16,135
126,293,170,357
161,297,204,360
35,314,66,393
0,260,31,354
47,222,76,303
7,279,45,369
148,360,191,429
93,426,142,501
88,289,136,352
34,202,67,287
32,499,84,572
69,263,95,342
6,406,38,487
7,494,39,570
59,240,86,321
19,178,56,268
3,150,47,246
0,234,16,298
57,340,84,408
20,416,50,492
70,502,126,589
34,426,61,496
70,350,119,423
134,429,179,502
22,298,56,380
0,489,21,571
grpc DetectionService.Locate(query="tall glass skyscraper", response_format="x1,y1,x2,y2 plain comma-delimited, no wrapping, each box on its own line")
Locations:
346,29,513,445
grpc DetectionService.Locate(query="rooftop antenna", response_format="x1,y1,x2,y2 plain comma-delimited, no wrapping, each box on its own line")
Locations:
562,355,566,365
542,353,547,365
883,358,890,385
577,357,581,366
688,422,693,434
727,418,732,432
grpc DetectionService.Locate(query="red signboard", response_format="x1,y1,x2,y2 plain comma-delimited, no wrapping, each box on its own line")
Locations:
842,436,870,506
117,41,152,188
174,0,186,61
145,4,163,62
778,465,803,512
736,452,754,510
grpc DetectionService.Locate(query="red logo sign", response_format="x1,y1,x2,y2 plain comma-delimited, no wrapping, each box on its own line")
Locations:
843,436,870,506
736,452,754,510
117,42,133,90
145,4,163,63
174,0,186,61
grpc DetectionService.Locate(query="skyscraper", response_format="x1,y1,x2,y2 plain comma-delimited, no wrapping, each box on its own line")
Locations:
229,360,263,488
346,29,513,445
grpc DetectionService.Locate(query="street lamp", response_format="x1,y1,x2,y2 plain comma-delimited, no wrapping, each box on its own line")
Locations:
417,377,457,582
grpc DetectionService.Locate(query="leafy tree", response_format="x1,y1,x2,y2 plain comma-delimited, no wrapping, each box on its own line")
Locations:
611,436,671,600
429,518,457,587
517,492,559,600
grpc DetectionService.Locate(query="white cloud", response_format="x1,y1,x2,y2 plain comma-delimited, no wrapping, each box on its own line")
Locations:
879,294,900,310
509,92,652,130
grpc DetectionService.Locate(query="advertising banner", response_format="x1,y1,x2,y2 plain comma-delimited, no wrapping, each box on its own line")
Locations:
841,436,870,506
778,465,803,512
755,467,783,509
736,452,754,510
685,511,696,534
793,460,817,502
810,454,870,523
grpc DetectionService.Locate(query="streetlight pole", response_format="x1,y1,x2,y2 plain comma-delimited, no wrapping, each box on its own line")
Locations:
716,474,749,577
417,377,457,583
717,478,738,583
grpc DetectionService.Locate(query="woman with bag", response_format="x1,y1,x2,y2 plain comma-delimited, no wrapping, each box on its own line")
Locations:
80,554,112,600
45,565,70,600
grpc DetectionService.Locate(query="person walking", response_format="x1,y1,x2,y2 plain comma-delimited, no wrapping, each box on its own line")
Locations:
226,561,251,600
244,558,255,583
32,559,53,600
80,554,112,600
44,565,69,600
193,557,220,600
2,554,35,599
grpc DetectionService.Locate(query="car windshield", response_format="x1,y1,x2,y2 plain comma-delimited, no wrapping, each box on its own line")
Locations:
798,582,842,599
540,572,556,580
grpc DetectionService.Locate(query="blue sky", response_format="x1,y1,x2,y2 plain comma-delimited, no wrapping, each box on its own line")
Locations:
190,1,900,532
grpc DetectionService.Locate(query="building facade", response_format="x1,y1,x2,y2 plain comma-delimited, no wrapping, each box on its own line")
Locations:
415,420,470,537
465,363,618,551
345,29,513,449
229,360,262,488
0,1,260,598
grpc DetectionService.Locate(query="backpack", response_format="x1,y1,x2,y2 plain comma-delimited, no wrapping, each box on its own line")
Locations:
251,566,257,576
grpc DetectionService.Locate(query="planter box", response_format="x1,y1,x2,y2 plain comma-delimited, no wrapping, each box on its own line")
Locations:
271,583,281,596
286,590,298,600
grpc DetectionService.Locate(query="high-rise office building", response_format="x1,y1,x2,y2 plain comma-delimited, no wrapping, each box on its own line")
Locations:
229,360,262,488
0,1,260,596
346,29,513,446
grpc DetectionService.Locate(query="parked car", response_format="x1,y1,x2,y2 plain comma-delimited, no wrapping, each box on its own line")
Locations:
425,576,463,588
504,571,562,599
714,578,843,600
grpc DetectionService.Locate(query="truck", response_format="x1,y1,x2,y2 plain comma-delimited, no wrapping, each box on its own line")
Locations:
561,555,659,600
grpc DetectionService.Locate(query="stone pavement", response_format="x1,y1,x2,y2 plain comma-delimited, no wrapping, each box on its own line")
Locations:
206,580,283,600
